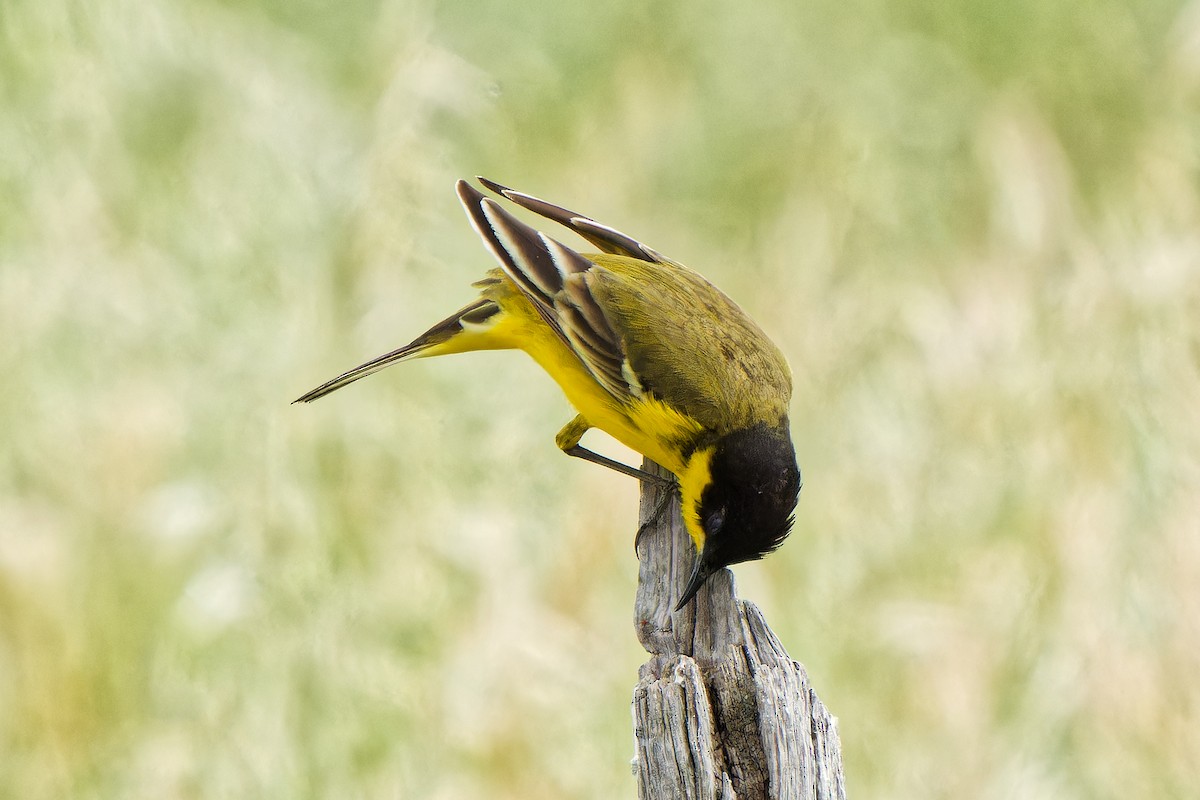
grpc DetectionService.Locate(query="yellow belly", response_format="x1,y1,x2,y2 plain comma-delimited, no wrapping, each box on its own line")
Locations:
522,330,714,553
425,278,713,551
437,286,696,469
523,325,701,475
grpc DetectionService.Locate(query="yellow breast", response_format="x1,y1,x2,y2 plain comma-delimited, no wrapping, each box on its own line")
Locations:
443,276,712,552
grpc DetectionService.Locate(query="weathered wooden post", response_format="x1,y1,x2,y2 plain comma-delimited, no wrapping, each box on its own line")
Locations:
632,460,847,800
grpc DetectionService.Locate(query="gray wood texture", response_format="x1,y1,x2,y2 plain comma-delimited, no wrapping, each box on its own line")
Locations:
632,460,847,800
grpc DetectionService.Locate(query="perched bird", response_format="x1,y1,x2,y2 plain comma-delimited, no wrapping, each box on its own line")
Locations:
296,178,801,609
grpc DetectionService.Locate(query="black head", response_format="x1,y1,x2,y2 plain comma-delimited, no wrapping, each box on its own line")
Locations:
677,424,801,610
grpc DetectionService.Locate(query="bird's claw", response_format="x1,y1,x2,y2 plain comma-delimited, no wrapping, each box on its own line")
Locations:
634,480,680,556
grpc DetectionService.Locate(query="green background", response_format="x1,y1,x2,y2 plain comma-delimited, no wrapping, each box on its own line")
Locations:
3,0,1198,797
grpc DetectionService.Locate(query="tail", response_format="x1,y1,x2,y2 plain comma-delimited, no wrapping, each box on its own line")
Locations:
293,298,499,403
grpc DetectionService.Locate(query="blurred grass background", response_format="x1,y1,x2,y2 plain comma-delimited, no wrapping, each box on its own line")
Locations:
2,0,1199,797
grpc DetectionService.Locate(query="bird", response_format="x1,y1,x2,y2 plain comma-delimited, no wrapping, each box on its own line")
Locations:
295,177,801,610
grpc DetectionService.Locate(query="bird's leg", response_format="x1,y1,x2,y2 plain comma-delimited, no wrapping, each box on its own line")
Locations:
634,484,680,556
556,415,679,555
564,445,672,483
555,415,674,487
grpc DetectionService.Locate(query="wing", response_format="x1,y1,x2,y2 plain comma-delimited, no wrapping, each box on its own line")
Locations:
458,179,792,431
476,177,676,266
457,179,635,401
582,256,793,432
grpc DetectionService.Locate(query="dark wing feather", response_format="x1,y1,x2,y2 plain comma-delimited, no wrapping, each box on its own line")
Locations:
476,177,673,265
582,258,793,432
459,178,792,430
456,179,635,401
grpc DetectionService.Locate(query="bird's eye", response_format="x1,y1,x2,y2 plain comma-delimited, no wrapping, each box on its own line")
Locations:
706,507,726,533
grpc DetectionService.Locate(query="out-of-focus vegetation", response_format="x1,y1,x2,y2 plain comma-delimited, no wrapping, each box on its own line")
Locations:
2,0,1198,797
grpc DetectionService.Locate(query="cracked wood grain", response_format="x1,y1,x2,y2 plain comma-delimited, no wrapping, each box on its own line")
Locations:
632,460,847,800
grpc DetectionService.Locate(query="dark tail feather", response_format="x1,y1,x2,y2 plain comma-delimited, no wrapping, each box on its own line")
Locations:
293,298,496,403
